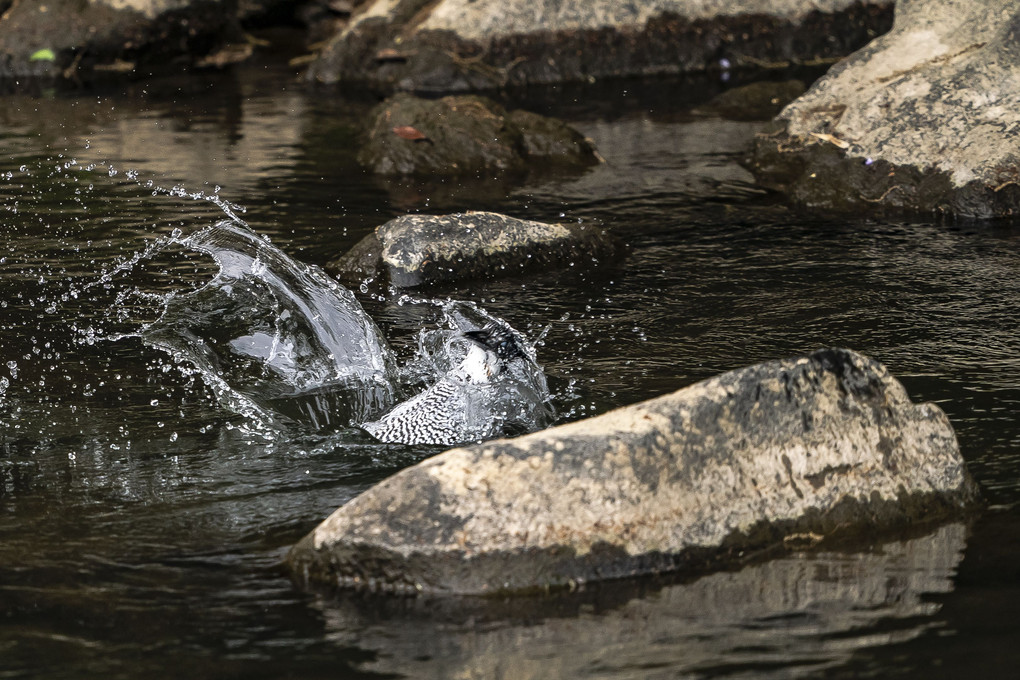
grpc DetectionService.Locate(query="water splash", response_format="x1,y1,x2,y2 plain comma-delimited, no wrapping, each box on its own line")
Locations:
364,300,556,445
2,157,555,447
108,161,250,226
137,221,555,444
142,220,400,431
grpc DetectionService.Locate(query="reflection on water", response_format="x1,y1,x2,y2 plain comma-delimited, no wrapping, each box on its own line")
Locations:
319,524,967,679
0,63,1018,679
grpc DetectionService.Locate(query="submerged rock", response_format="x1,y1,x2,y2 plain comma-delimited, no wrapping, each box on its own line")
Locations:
357,93,599,176
748,0,1020,218
287,348,979,595
697,80,806,121
307,0,893,93
328,211,623,287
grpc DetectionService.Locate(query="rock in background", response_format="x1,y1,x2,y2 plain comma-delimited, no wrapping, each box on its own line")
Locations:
695,79,806,121
329,211,622,287
307,0,894,93
288,348,979,595
748,0,1020,218
0,0,311,85
357,93,600,176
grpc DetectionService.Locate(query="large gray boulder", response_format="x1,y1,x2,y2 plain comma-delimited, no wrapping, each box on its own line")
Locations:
308,0,893,92
287,348,979,595
749,0,1020,218
328,211,623,287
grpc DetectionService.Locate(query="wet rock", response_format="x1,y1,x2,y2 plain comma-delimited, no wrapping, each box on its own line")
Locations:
748,0,1020,218
356,93,599,176
328,211,623,287
0,0,250,85
307,0,893,93
697,79,806,121
287,348,979,595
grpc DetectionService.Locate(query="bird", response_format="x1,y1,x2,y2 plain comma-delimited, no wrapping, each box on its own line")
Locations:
360,321,533,446
463,321,528,365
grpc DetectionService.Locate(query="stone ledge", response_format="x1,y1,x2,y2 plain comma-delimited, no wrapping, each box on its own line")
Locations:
307,0,893,92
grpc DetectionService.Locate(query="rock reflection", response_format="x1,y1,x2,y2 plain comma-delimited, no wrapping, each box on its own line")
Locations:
318,523,966,679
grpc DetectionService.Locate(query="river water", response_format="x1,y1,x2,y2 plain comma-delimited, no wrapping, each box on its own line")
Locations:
1,58,1019,679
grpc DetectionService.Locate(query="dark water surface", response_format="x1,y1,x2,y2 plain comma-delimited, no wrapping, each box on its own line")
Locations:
1,61,1019,679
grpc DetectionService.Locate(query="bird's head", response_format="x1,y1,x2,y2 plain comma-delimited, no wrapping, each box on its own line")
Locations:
463,322,528,363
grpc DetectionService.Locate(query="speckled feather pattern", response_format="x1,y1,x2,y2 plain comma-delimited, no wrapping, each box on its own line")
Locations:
362,375,475,445
361,322,539,445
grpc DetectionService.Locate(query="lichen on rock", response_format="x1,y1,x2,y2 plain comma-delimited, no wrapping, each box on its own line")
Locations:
0,0,248,84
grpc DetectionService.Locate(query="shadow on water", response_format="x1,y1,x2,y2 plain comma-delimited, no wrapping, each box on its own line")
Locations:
1,62,1019,679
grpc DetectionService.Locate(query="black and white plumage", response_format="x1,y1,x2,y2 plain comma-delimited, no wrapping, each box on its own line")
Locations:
463,321,528,364
360,322,533,446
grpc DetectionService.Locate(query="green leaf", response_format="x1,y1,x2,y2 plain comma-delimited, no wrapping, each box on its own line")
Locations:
29,48,56,62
